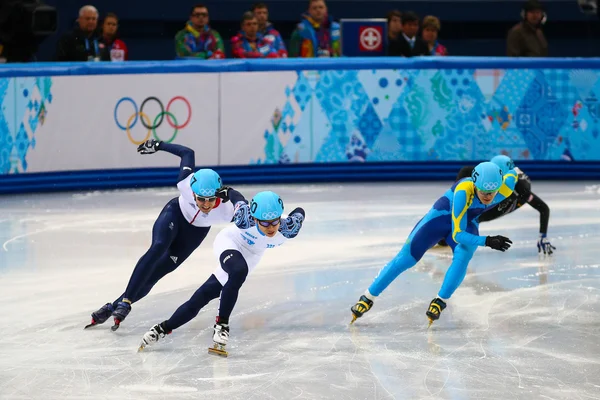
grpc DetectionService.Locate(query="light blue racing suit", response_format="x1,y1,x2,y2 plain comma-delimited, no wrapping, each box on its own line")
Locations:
368,171,517,299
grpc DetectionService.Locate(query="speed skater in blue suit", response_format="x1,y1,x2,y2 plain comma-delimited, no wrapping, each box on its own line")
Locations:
350,161,518,326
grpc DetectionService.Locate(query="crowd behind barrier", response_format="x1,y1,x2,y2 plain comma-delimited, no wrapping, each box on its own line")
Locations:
1,56,600,195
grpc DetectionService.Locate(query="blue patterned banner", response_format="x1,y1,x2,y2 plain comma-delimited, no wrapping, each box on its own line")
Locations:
254,68,600,164
0,77,53,174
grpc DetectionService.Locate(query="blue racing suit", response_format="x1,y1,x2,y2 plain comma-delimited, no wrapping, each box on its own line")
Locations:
368,170,517,299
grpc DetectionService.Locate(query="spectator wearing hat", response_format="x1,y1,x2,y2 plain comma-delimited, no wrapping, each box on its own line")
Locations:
507,0,548,57
422,16,447,56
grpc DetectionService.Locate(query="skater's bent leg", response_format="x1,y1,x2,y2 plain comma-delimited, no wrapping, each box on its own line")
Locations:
367,221,438,297
368,245,418,297
217,250,249,321
122,203,180,301
129,255,177,305
126,226,211,306
165,275,223,330
438,244,476,299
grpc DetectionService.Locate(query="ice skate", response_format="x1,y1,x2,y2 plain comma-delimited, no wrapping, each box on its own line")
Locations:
110,300,132,331
350,295,373,324
138,322,171,352
84,303,114,329
208,322,229,357
426,297,447,328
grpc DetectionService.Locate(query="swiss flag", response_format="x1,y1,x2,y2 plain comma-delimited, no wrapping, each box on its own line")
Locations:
358,26,383,52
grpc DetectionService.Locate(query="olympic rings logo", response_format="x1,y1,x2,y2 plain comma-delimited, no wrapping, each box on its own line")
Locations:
114,96,192,145
482,182,499,191
260,211,280,220
196,188,216,197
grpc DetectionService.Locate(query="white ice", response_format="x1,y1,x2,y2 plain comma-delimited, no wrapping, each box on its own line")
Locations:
1,182,600,400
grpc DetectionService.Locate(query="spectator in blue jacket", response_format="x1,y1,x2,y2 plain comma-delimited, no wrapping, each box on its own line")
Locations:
252,2,287,57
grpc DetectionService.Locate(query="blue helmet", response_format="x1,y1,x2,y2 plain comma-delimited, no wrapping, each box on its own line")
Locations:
250,191,284,220
490,155,515,176
472,161,503,193
190,169,222,197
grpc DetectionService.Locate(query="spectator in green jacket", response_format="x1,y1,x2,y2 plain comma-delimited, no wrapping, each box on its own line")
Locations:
175,4,225,59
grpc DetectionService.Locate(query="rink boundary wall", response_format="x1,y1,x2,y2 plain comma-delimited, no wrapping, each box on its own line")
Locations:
1,161,599,195
2,57,600,194
3,57,600,77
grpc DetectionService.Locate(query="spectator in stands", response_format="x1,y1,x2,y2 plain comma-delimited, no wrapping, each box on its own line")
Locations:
386,10,403,55
388,11,429,57
56,5,110,62
232,12,282,58
290,0,340,58
507,0,548,57
100,13,128,61
175,4,225,59
252,3,287,57
252,3,287,58
422,16,448,56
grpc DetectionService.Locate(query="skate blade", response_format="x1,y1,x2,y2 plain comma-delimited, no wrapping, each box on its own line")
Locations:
427,318,434,329
110,317,122,332
350,314,357,325
137,342,147,352
84,322,97,330
208,345,228,358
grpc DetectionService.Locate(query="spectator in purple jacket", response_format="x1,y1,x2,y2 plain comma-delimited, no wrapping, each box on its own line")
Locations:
252,2,288,57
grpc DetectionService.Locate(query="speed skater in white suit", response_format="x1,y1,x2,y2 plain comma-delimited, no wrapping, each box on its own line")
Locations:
137,191,305,356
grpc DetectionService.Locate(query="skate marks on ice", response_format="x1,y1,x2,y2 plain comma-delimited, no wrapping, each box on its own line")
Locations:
1,182,600,399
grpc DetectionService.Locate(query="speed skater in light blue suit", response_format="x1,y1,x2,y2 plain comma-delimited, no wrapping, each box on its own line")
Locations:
350,161,518,326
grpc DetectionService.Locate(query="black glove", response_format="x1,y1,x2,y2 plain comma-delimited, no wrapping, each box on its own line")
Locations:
215,186,231,203
137,139,161,154
485,235,513,252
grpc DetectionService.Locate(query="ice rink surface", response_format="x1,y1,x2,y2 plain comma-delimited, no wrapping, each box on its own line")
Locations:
1,181,600,400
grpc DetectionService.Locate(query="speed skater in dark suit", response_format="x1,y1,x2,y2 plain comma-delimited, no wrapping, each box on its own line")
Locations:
85,139,247,331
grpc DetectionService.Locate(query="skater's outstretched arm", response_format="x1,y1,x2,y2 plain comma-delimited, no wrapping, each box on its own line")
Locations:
279,207,305,239
137,139,195,182
527,193,550,235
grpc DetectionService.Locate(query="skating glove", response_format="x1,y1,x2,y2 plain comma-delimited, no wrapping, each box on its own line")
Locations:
537,234,556,255
215,186,231,203
137,139,161,154
485,235,513,252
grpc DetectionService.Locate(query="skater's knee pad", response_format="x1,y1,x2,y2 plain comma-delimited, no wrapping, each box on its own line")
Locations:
220,250,249,286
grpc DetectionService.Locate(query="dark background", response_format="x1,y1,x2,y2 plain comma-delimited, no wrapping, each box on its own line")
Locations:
31,0,600,60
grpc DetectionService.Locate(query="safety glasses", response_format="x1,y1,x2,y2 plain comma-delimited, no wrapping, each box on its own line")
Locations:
257,219,281,227
195,194,217,203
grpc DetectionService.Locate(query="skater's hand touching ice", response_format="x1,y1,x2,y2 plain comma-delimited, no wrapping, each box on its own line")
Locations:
485,235,512,252
137,139,161,154
537,234,556,255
